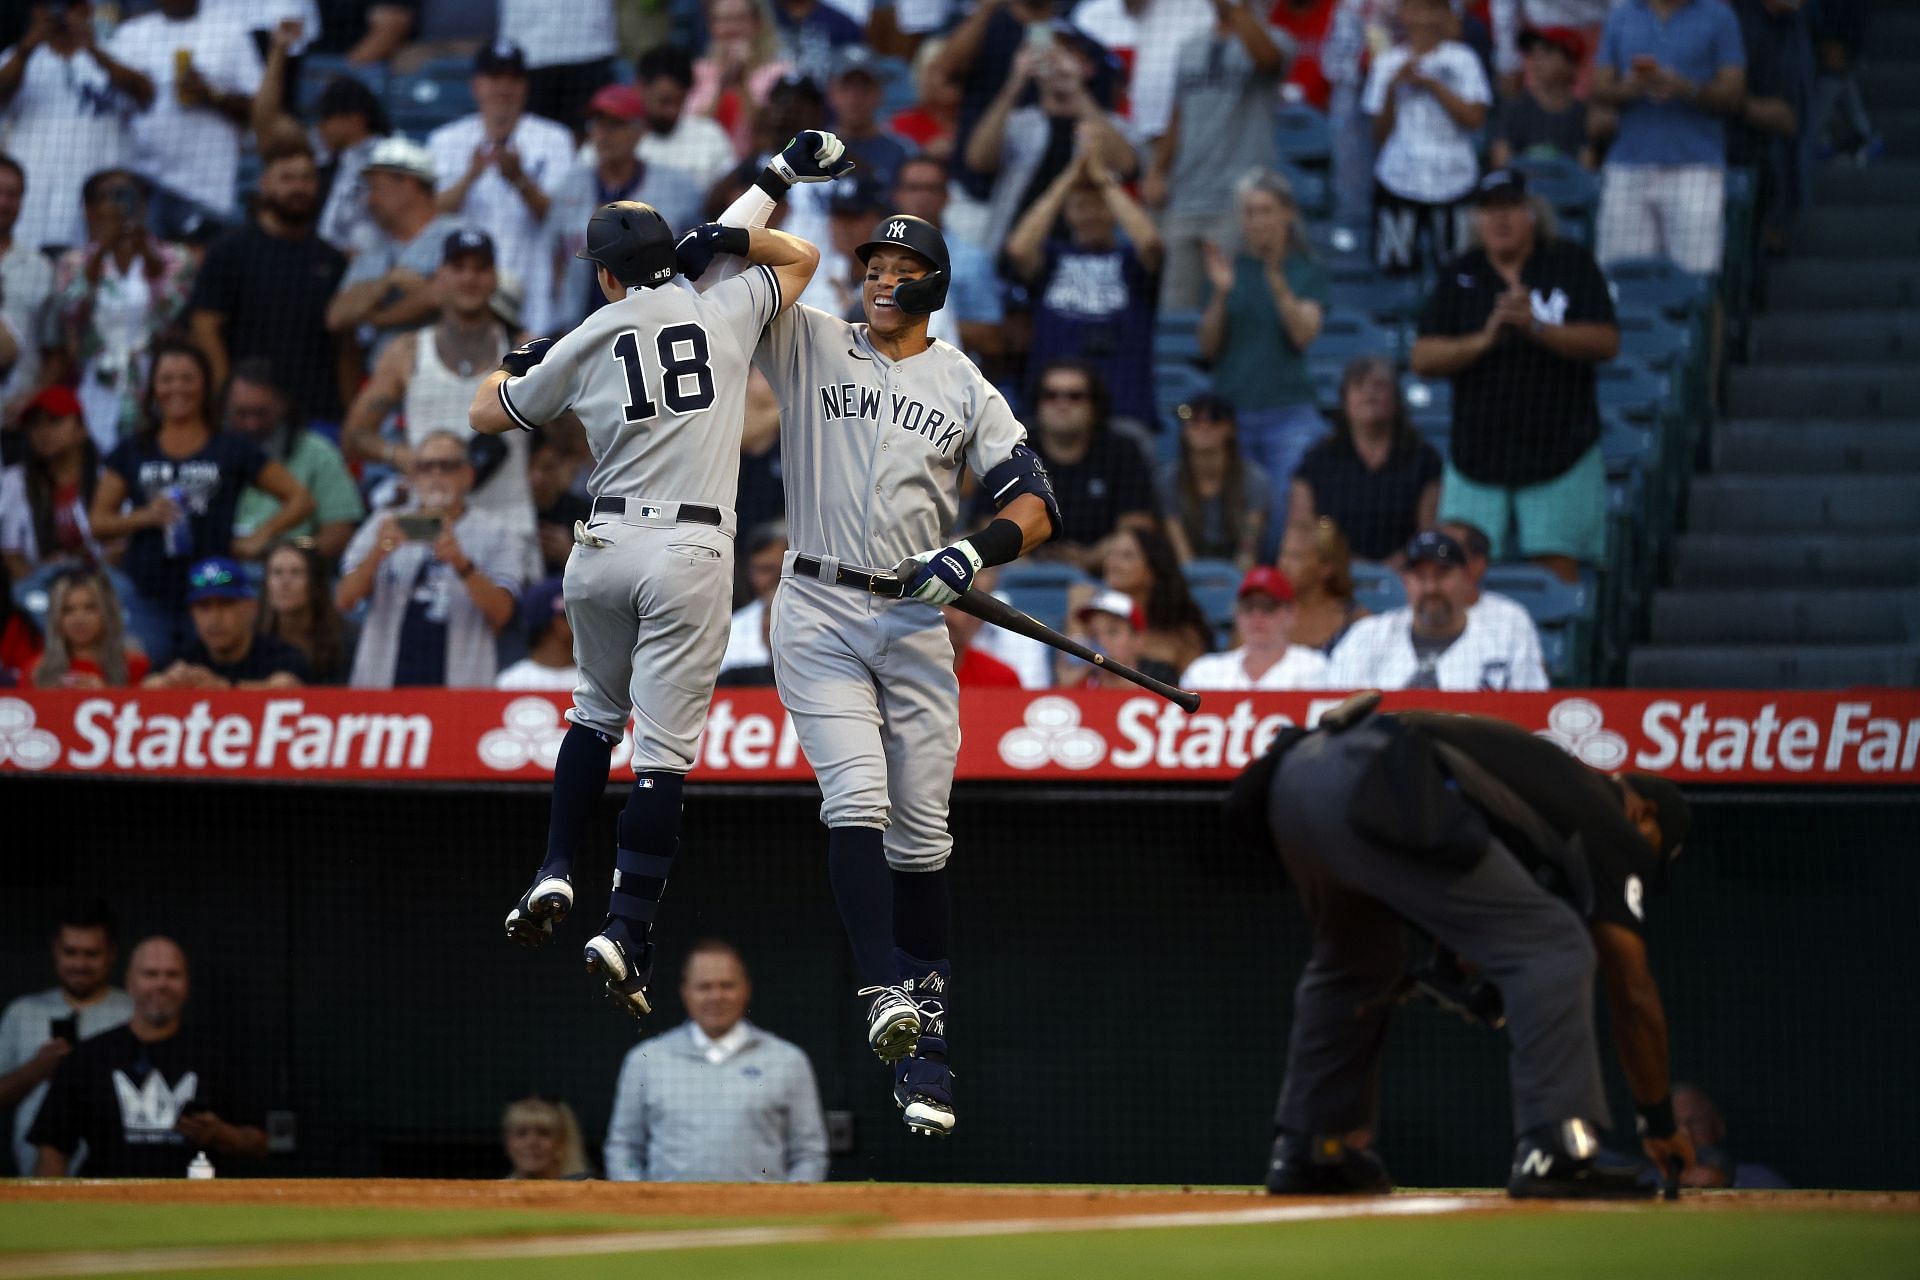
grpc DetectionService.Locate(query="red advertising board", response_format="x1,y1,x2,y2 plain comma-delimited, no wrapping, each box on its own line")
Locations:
0,689,1916,785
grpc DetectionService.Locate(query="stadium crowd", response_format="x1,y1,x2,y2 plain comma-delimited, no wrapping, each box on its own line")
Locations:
0,0,1874,695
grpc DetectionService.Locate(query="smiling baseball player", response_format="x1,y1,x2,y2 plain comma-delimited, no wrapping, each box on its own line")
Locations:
469,195,821,1018
677,182,1061,1136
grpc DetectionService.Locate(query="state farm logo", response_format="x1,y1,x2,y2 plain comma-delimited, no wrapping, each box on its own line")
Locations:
1537,697,1630,770
478,697,571,771
999,696,1106,770
0,698,60,771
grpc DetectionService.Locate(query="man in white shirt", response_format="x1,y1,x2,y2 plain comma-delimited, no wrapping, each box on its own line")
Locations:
501,0,619,127
496,576,581,691
719,523,788,678
1329,530,1549,690
0,156,54,413
108,0,264,234
428,42,576,335
0,1,152,254
326,137,459,361
632,46,737,194
1182,566,1331,691
0,899,133,1175
1442,518,1547,645
1071,0,1216,141
603,940,829,1182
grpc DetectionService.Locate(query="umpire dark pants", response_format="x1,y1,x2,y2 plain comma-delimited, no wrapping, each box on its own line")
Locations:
1269,723,1611,1138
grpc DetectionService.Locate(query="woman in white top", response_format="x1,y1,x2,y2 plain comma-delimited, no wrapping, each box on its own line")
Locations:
1180,565,1332,691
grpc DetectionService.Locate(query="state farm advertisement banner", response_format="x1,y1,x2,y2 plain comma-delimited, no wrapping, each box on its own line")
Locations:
0,689,1916,785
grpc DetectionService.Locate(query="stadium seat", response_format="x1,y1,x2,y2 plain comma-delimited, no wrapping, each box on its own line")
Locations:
1599,414,1658,478
1595,361,1672,421
1350,561,1405,615
1509,155,1599,241
1605,257,1711,322
997,562,1089,635
1483,564,1592,624
1312,311,1397,363
1154,363,1213,429
1327,275,1425,325
1184,558,1242,593
1274,104,1333,167
1400,372,1451,417
388,69,475,136
1280,162,1330,217
297,54,385,115
1613,309,1693,372
1154,310,1204,365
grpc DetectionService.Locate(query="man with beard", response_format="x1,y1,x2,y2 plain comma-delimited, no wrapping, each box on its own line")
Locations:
188,135,349,428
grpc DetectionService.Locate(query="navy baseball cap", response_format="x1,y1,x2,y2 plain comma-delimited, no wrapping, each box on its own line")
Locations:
1404,530,1469,568
1474,169,1529,206
522,576,567,642
474,40,528,76
443,228,496,267
186,557,255,604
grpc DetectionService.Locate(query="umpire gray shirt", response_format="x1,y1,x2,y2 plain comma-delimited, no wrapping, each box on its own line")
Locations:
603,1021,828,1182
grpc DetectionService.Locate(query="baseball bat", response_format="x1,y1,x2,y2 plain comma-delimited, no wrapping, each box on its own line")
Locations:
866,561,1203,713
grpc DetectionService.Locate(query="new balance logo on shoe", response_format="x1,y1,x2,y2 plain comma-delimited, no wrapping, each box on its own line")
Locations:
1519,1148,1555,1179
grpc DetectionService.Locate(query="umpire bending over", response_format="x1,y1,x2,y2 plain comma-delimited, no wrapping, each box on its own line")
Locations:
1246,695,1695,1198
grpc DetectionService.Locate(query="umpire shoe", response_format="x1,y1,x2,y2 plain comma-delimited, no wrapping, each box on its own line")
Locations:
583,932,654,1020
504,874,573,947
894,1050,956,1137
1508,1120,1654,1200
1265,1131,1394,1195
857,983,922,1063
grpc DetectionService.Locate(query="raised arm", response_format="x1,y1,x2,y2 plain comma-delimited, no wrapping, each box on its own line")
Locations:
1004,158,1081,282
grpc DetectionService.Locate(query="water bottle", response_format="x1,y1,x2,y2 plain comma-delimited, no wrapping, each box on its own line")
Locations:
162,485,192,559
186,1151,215,1180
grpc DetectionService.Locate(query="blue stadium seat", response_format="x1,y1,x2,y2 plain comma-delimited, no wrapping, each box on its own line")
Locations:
1274,104,1333,167
1351,562,1406,615
1280,163,1330,217
1194,583,1239,637
1155,363,1213,429
871,55,916,119
1613,308,1693,372
297,54,386,114
1599,414,1657,477
1313,311,1397,362
1184,558,1242,592
1539,625,1573,679
1004,587,1069,634
1605,257,1711,321
387,70,475,136
996,562,1090,635
1595,361,1672,420
1154,310,1204,365
1510,155,1598,240
1400,372,1451,417
1308,361,1345,412
1327,274,1425,325
1482,564,1592,624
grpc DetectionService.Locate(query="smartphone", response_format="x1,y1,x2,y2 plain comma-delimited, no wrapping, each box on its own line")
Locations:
49,1015,78,1044
397,514,444,541
1024,21,1055,50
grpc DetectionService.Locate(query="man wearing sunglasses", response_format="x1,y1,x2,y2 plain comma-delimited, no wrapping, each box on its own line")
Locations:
142,556,307,689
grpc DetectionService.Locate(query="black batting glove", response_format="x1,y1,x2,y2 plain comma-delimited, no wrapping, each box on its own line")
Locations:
501,337,554,378
674,223,751,280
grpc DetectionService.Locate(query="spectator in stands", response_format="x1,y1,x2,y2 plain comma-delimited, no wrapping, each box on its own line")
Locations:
826,47,910,195
1440,516,1545,633
31,570,149,688
1729,0,1813,255
1007,148,1162,433
225,360,363,563
1329,529,1548,689
1589,0,1746,275
90,340,314,664
0,155,54,413
1489,26,1596,170
1363,0,1493,276
605,939,828,1182
497,576,579,690
690,0,792,158
888,155,1004,358
1673,1083,1790,1190
1180,565,1329,689
1809,0,1876,166
502,1096,592,1180
304,74,393,255
326,138,454,358
720,523,787,682
501,0,619,126
144,555,309,688
307,1,414,67
1099,523,1214,675
803,167,891,319
770,0,865,70
1199,168,1328,529
0,3,152,255
429,42,575,335
31,936,268,1178
0,559,39,683
945,568,1026,688
0,898,132,1176
1291,355,1442,563
1158,393,1272,569
1318,0,1393,232
260,542,353,684
890,39,960,162
1025,361,1158,570
337,430,524,688
1489,0,1613,96
529,429,590,577
1270,0,1337,109
932,0,1057,191
1412,170,1618,584
108,0,263,237
1279,515,1367,652
1071,0,1216,144
1059,587,1185,691
48,170,197,453
1141,0,1292,312
0,388,101,580
188,136,349,428
634,45,738,194
966,27,1139,256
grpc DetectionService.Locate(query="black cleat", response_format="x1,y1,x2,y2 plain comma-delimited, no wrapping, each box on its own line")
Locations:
505,874,573,947
584,933,654,1019
1266,1131,1393,1195
1508,1121,1654,1200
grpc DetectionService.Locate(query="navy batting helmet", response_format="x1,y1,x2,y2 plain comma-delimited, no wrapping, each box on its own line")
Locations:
855,213,950,314
576,200,677,288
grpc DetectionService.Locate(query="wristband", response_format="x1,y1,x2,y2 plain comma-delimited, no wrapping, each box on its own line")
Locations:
962,518,1024,568
1635,1095,1676,1140
712,225,750,257
755,165,792,200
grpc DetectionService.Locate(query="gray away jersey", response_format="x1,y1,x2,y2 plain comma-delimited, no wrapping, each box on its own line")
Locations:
754,306,1028,568
500,266,781,507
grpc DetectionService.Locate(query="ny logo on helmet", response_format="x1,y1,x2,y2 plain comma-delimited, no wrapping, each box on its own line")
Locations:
887,220,908,240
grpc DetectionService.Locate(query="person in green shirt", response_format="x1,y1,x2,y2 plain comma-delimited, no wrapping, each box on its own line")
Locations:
1199,168,1332,534
226,358,365,563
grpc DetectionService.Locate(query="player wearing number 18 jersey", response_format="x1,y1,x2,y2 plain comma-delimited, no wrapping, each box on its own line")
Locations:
469,199,820,1018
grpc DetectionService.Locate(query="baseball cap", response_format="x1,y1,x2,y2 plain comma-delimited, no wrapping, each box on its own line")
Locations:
1404,530,1469,567
1474,168,1529,206
1623,772,1692,862
829,172,888,219
24,384,82,421
186,557,256,604
769,71,824,101
443,228,496,267
1519,24,1587,62
1237,566,1295,604
831,46,883,83
1075,589,1145,632
474,40,529,76
587,83,646,122
362,136,437,185
1176,392,1237,424
522,577,568,641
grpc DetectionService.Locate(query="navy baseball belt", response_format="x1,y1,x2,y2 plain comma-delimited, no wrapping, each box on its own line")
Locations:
589,497,723,526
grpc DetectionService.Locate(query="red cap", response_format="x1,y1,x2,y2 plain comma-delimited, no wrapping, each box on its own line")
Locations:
1237,566,1296,604
1519,25,1586,62
25,385,82,420
1075,588,1145,632
587,84,646,121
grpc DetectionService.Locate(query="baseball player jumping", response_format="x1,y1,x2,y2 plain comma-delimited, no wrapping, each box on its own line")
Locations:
677,149,1061,1137
469,193,822,1017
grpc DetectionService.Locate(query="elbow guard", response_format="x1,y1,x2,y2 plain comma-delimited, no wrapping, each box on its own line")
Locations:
983,444,1062,543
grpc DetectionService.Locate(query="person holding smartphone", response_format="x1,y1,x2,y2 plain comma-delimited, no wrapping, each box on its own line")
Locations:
0,899,132,1176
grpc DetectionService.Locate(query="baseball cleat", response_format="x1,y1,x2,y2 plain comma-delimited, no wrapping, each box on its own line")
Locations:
858,983,922,1063
894,1054,956,1138
1507,1120,1653,1200
1265,1131,1393,1195
504,874,574,947
584,933,654,1020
